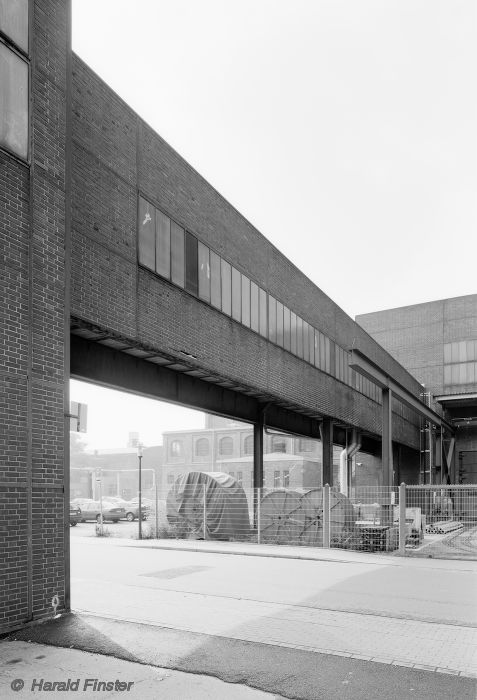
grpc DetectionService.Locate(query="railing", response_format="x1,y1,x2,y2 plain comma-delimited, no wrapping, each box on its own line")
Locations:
138,481,477,560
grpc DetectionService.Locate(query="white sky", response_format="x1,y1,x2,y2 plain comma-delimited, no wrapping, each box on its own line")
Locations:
71,0,477,449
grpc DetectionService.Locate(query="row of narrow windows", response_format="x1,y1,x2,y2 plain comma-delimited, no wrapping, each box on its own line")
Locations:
138,196,381,404
169,435,317,459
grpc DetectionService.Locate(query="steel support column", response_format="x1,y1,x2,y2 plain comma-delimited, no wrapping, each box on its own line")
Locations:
382,388,393,488
253,415,264,490
321,419,333,486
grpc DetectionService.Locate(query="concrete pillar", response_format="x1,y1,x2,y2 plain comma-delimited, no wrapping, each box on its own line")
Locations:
321,419,333,487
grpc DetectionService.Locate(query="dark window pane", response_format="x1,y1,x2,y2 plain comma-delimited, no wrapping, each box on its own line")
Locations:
276,301,284,347
296,317,303,358
326,338,333,374
250,282,259,332
198,242,210,303
155,209,171,278
319,334,326,370
309,326,315,365
259,288,267,337
283,306,291,351
138,197,155,270
0,43,28,159
290,312,297,355
221,259,232,315
303,321,310,362
185,232,198,295
241,275,251,327
0,0,29,53
170,221,185,287
232,267,241,321
268,296,277,343
210,251,221,309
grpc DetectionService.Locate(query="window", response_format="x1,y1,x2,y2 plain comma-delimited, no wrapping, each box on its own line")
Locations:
221,260,232,315
171,221,185,287
198,242,211,303
274,470,280,486
185,232,198,295
195,438,209,457
210,251,221,309
0,0,29,52
244,435,253,456
271,436,287,453
298,438,314,452
155,209,171,279
268,296,277,343
303,321,310,362
296,316,303,358
237,471,243,485
308,325,315,365
138,197,155,269
230,471,235,479
290,312,297,354
283,306,291,351
259,288,267,337
0,42,28,160
167,473,174,485
170,440,183,458
283,470,290,487
250,282,259,332
241,274,250,327
219,436,233,456
276,301,284,347
231,267,241,321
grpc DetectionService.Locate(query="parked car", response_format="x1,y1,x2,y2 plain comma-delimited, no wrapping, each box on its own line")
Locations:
104,498,150,522
77,500,126,523
69,503,82,526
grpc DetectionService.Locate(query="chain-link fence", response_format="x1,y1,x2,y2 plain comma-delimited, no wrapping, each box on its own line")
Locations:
136,476,477,560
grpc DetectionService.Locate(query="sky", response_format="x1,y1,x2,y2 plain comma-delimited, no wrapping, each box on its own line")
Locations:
70,0,477,449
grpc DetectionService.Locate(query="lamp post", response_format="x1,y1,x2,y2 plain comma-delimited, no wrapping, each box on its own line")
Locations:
137,444,143,540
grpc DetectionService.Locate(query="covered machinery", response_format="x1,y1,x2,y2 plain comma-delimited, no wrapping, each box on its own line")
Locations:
167,471,250,540
259,488,356,546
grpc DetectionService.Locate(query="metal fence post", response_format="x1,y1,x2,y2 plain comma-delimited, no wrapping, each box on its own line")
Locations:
323,484,330,548
399,482,406,555
203,484,207,540
257,488,261,544
155,478,159,539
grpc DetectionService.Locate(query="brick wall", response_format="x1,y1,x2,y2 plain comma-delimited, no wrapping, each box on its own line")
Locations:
0,0,70,634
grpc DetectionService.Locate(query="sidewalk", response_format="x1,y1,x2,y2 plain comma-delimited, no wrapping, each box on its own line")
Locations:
0,640,281,700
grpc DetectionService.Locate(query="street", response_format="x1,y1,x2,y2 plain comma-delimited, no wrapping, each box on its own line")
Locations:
63,528,477,698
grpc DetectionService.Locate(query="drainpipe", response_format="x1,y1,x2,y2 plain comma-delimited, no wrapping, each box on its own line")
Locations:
339,429,361,496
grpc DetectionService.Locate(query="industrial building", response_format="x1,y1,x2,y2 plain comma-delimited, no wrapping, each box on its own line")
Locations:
0,0,458,634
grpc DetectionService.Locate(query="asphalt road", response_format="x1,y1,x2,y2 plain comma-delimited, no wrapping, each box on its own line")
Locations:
24,531,476,699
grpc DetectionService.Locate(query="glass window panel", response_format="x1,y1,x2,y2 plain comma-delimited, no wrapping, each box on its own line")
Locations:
250,281,259,332
466,362,475,384
170,221,185,287
325,337,331,373
241,275,251,327
0,0,29,53
443,343,452,364
458,340,467,363
308,326,315,365
210,251,221,309
155,209,171,278
198,242,210,303
185,231,198,295
459,363,467,384
283,306,291,351
451,364,459,384
290,312,297,355
276,301,284,347
0,44,28,159
451,342,460,363
221,259,232,315
268,296,277,343
314,330,320,367
303,321,310,362
138,197,155,269
231,267,241,321
296,317,303,358
259,288,267,337
468,340,477,362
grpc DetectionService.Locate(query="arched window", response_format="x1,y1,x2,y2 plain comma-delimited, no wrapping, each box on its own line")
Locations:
244,435,253,456
219,436,233,456
170,440,183,458
195,438,209,457
271,436,287,453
